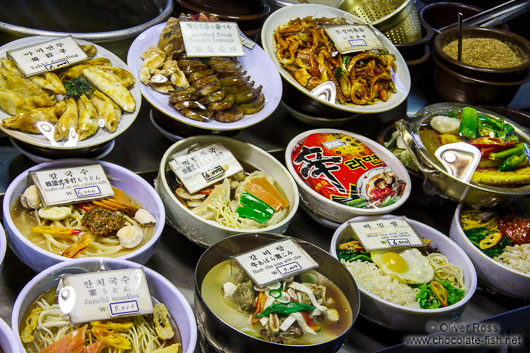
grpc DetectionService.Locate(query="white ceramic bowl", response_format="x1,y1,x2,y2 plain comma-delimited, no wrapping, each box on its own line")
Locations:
0,223,6,268
11,257,197,353
127,22,282,131
0,36,141,150
450,204,530,299
261,4,411,114
156,136,299,247
0,318,18,353
2,159,165,272
285,129,411,225
330,215,477,332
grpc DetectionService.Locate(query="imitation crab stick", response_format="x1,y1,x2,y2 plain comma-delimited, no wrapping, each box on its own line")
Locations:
82,340,104,353
38,325,87,353
243,179,288,211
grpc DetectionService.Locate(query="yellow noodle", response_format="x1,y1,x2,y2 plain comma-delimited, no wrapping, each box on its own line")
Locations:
427,253,466,291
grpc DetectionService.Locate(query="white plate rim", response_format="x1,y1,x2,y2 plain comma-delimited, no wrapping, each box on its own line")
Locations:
0,36,142,150
261,4,411,114
126,22,282,131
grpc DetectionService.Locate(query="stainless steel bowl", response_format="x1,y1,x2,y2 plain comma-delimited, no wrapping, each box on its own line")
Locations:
194,233,360,353
0,0,173,60
397,102,530,207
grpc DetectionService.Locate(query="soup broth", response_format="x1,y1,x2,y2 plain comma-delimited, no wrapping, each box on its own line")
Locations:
201,260,353,345
10,187,156,258
21,288,181,353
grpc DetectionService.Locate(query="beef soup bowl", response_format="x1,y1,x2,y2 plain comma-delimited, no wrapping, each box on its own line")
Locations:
0,317,18,353
330,215,477,332
195,233,360,353
11,257,197,353
156,136,299,247
3,159,165,272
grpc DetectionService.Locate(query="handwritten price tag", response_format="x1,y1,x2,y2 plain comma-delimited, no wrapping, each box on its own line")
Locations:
7,36,88,77
235,238,319,287
58,268,154,324
349,218,424,251
323,24,383,54
30,164,114,207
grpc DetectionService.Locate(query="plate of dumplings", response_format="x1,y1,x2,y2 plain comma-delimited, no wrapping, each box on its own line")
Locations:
0,36,141,149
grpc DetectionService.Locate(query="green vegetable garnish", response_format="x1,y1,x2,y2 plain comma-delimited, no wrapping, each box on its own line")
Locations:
459,107,478,139
239,191,274,216
499,153,527,171
416,281,464,309
255,302,315,318
464,227,511,258
236,207,270,223
489,143,526,161
345,197,367,208
64,77,93,99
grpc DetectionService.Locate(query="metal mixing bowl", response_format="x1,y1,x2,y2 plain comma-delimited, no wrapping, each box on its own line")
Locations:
396,102,530,207
194,233,360,353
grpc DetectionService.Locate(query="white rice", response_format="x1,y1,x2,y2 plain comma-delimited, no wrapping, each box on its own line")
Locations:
341,259,421,308
494,244,530,275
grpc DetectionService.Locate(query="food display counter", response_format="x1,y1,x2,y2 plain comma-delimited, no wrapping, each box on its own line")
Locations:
0,1,530,352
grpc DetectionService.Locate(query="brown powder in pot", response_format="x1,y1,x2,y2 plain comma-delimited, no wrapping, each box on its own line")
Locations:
443,37,524,68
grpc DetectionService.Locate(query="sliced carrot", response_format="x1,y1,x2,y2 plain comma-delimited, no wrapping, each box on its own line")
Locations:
251,292,267,325
38,325,87,353
82,340,104,353
252,178,289,208
243,183,282,211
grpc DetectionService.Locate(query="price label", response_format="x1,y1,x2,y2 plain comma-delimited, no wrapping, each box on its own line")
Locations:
240,35,256,50
179,21,245,57
235,238,319,287
30,164,114,207
323,24,383,54
169,143,243,194
58,268,154,324
349,218,424,251
7,36,88,77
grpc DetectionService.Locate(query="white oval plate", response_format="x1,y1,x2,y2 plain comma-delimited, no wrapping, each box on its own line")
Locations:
0,36,141,150
127,22,282,131
261,4,411,114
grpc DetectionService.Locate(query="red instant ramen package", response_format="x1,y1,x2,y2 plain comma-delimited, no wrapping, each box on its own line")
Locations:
291,132,406,208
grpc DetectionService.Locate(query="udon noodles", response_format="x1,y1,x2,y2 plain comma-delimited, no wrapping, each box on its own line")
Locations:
20,289,181,353
11,186,156,258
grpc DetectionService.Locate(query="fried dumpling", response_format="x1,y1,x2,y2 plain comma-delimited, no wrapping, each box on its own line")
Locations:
1,101,65,134
98,66,135,88
90,90,120,132
82,66,135,113
55,98,78,140
59,58,112,79
77,94,99,141
0,89,56,115
0,59,66,94
0,67,53,99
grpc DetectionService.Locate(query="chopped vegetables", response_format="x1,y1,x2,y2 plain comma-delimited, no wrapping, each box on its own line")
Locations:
416,281,464,309
255,302,316,318
459,107,478,139
65,77,93,99
429,281,448,307
464,227,512,257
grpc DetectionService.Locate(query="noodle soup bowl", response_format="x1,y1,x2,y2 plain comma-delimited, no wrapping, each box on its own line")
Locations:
0,318,18,353
11,257,197,353
2,159,165,272
156,136,299,247
330,215,477,332
450,204,530,300
285,129,412,225
195,233,360,353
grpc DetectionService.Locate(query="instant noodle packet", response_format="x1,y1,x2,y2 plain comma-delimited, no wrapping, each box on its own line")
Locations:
291,132,406,208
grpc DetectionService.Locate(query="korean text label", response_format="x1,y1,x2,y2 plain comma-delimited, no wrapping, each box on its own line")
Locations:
7,36,88,77
323,24,383,54
235,238,319,287
349,218,424,251
179,21,245,57
30,164,114,207
169,143,243,194
60,268,154,324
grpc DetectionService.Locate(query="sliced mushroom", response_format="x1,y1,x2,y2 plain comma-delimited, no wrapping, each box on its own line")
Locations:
116,225,143,248
175,187,206,200
38,205,72,221
186,200,204,209
134,209,156,226
269,314,280,334
222,282,237,298
20,185,41,209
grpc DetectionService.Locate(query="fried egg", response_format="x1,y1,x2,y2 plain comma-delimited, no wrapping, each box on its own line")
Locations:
371,248,434,284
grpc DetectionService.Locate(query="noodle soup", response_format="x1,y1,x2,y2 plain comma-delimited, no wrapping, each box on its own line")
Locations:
20,290,182,353
201,260,352,345
10,186,157,259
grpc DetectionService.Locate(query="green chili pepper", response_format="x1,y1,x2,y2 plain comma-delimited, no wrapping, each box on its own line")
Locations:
447,110,460,118
345,198,367,208
505,135,520,143
498,153,527,171
335,66,343,80
489,143,526,160
478,115,504,131
236,207,270,223
239,191,274,216
459,107,478,139
255,302,315,318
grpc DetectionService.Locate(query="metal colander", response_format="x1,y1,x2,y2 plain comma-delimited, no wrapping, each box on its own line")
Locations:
339,0,422,44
